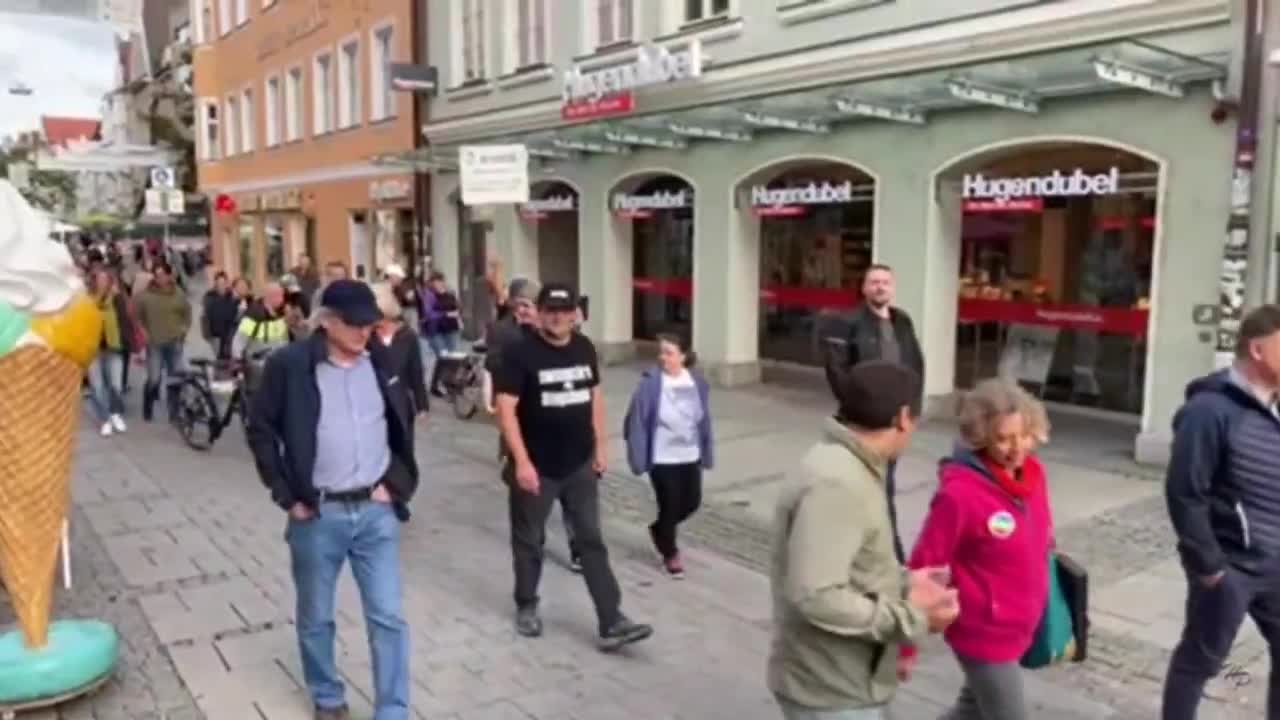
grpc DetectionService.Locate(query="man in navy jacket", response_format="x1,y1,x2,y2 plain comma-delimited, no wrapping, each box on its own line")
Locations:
248,279,419,720
1163,304,1280,720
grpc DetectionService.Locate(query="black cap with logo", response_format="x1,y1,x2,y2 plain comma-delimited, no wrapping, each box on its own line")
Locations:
536,282,579,312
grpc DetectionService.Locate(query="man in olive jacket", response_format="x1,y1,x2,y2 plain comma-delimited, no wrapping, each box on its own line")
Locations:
769,361,955,720
133,263,191,421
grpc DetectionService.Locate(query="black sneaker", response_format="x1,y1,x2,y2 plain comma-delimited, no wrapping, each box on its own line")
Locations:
570,554,583,573
598,616,653,652
515,606,543,637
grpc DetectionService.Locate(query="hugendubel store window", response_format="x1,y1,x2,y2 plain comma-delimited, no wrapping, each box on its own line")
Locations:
621,177,694,341
753,166,875,366
955,148,1156,414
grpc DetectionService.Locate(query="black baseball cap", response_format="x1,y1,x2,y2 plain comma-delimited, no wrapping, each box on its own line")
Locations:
321,279,382,327
536,282,578,312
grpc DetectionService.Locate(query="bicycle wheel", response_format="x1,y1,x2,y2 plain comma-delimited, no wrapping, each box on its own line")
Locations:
174,378,218,451
450,370,479,420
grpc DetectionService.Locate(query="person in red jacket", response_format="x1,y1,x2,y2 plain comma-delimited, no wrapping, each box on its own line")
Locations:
904,378,1054,720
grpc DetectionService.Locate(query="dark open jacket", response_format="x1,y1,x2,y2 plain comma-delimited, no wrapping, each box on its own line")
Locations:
1167,369,1280,577
246,330,420,520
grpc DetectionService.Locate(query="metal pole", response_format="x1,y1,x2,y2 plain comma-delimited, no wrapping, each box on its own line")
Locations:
1215,0,1266,367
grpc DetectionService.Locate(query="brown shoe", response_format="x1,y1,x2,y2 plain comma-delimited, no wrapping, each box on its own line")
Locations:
315,705,350,720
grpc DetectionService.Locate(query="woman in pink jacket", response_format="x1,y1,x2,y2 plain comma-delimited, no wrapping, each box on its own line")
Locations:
907,378,1053,720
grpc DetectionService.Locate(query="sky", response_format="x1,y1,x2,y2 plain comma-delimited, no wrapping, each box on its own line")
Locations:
0,12,117,140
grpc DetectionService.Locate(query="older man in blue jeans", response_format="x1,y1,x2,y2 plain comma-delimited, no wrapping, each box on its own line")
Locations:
248,279,419,720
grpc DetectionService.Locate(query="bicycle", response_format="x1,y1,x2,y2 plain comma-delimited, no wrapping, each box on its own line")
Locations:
173,358,251,451
439,346,487,420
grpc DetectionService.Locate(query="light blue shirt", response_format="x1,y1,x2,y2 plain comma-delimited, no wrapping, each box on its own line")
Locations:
312,353,391,493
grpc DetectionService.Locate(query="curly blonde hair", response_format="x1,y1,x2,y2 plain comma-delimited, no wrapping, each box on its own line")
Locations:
956,378,1051,449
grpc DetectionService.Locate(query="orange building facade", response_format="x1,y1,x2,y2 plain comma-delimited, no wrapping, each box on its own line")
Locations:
191,0,424,286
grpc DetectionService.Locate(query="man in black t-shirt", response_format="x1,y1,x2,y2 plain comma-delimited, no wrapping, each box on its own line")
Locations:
494,282,653,652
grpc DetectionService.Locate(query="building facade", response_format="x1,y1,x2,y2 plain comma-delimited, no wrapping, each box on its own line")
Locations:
422,0,1259,464
193,0,423,287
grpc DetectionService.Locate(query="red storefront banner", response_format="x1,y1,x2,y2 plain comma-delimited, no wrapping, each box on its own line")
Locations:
754,206,807,217
519,210,549,221
958,298,1148,336
1096,215,1156,231
562,91,636,121
963,198,1045,213
614,209,656,220
760,286,859,308
633,276,692,297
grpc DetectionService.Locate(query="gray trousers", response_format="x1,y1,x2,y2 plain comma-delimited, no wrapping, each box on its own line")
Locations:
940,653,1028,720
775,696,886,719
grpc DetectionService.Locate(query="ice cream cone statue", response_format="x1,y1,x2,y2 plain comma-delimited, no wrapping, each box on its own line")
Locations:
0,179,118,712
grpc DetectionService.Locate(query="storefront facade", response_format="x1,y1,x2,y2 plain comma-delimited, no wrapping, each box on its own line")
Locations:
193,0,426,286
424,0,1242,463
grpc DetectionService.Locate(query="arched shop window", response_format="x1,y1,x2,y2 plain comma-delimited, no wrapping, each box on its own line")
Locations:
519,181,579,287
613,175,694,342
744,161,875,366
948,142,1157,414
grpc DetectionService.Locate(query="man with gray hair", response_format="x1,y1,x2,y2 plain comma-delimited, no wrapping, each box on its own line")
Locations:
248,279,418,720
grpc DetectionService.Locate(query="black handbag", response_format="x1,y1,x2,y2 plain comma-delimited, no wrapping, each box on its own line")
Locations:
1055,552,1090,662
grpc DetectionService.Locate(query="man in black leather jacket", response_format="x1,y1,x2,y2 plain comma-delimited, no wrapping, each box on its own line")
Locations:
823,264,924,562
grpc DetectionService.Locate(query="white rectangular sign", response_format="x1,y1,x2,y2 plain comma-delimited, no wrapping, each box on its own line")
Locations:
962,167,1120,200
144,189,164,215
459,145,529,206
146,189,184,215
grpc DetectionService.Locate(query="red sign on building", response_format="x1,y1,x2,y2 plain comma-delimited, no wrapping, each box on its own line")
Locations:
962,198,1045,213
562,91,636,121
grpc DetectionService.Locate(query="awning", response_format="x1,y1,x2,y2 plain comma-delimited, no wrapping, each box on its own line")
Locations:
417,25,1228,165
36,138,178,173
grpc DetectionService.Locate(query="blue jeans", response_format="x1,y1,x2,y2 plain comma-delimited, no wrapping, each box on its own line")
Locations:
425,331,459,356
86,351,125,421
287,500,409,719
776,696,886,719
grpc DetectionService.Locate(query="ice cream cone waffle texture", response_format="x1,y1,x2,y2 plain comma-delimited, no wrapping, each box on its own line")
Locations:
0,346,81,648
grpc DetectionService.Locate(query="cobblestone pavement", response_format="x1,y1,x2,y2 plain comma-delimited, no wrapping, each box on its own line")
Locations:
30,396,1163,720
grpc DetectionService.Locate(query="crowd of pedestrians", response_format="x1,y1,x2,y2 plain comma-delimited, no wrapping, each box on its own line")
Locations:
73,236,1280,720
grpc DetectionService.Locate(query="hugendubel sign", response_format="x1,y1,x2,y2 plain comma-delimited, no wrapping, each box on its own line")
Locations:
562,41,703,121
963,167,1121,201
611,190,690,219
520,194,576,220
750,181,854,216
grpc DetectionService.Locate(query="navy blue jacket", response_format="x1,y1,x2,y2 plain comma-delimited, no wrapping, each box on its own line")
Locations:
1166,369,1280,577
246,330,420,520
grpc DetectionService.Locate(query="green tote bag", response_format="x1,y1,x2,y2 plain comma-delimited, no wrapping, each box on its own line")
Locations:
1021,552,1077,669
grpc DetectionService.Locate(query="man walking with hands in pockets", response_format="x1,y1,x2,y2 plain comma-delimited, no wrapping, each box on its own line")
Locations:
494,282,653,651
769,360,957,720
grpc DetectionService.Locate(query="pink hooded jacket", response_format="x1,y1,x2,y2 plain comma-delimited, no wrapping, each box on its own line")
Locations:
908,449,1054,663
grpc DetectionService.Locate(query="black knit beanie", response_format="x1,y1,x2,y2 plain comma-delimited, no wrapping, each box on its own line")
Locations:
832,360,923,430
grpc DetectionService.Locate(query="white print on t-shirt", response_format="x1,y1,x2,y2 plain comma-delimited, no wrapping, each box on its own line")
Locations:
537,364,593,408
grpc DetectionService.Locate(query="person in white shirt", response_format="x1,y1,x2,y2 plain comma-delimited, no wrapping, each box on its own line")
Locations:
622,333,716,579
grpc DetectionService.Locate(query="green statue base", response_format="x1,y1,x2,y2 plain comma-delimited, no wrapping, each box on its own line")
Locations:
0,619,118,717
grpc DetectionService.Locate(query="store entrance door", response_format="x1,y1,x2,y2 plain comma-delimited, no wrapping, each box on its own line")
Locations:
946,142,1157,415
455,196,492,341
615,175,694,342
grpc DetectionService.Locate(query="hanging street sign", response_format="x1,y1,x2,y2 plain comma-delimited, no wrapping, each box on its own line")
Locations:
150,166,176,189
145,189,185,215
459,145,529,206
561,40,703,121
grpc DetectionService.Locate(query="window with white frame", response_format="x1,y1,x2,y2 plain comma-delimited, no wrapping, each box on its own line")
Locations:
198,99,220,159
459,0,487,83
285,66,303,141
264,75,281,146
370,25,394,121
240,88,254,152
594,0,633,47
235,0,247,26
514,0,548,69
683,0,730,22
313,52,335,134
224,96,239,154
217,0,230,36
338,39,360,128
191,0,211,43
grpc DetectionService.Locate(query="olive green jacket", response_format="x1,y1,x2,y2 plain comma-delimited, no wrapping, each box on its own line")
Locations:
767,417,927,710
